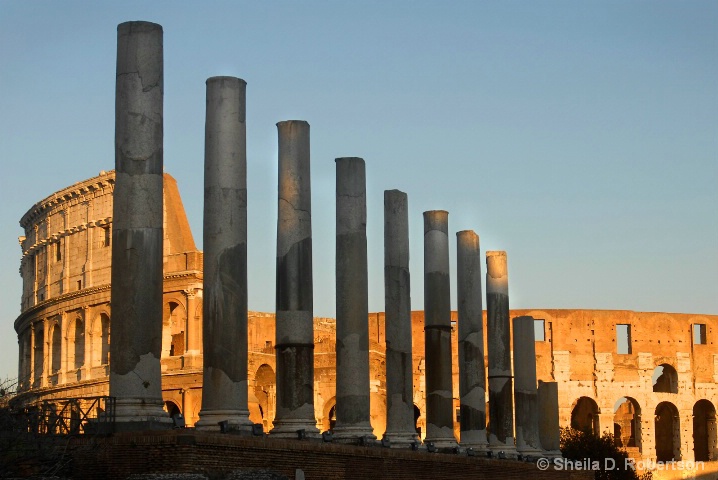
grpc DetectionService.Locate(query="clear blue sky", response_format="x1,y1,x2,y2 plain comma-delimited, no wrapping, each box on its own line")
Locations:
1,1,716,381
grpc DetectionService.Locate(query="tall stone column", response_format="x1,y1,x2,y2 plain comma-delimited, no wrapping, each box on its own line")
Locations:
456,230,488,451
271,120,319,438
423,210,457,448
382,190,419,447
109,21,170,428
537,381,562,458
486,250,516,455
512,316,542,456
196,77,253,433
333,157,375,442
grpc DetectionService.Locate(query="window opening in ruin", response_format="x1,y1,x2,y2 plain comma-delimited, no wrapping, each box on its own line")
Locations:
613,397,641,452
328,405,337,431
456,407,461,423
693,400,716,462
51,324,61,380
33,326,44,385
616,324,631,354
101,314,110,365
77,280,82,291
73,319,84,370
655,401,681,462
163,302,186,357
163,400,181,418
571,397,600,436
103,227,111,247
414,405,421,436
694,324,707,345
55,241,61,262
652,364,678,394
254,364,276,432
534,319,545,341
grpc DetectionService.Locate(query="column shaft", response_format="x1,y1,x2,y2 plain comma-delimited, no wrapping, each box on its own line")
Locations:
196,77,252,432
383,190,418,447
333,157,374,442
423,210,457,448
456,230,488,451
109,21,168,428
512,316,542,455
271,120,319,437
486,250,516,455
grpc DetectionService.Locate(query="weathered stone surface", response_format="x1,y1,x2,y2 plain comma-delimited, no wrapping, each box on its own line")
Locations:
271,120,319,438
512,315,542,455
109,20,170,427
537,380,562,457
423,210,457,448
196,77,252,432
486,250,516,455
333,158,374,442
456,230,488,451
382,190,418,447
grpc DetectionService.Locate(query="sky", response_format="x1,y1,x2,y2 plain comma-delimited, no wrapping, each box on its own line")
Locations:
0,1,716,382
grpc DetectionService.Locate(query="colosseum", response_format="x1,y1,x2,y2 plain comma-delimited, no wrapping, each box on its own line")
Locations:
12,170,718,465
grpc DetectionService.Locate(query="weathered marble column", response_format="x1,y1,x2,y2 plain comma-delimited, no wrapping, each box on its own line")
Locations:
486,250,516,455
423,210,457,448
512,316,542,456
333,157,375,443
456,230,489,451
109,21,170,428
195,77,253,433
537,381,562,458
382,190,419,447
271,120,320,438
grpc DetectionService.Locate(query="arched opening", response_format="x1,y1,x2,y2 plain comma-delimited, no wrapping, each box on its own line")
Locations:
50,323,61,382
162,302,186,357
328,405,337,431
693,400,716,461
613,397,641,452
163,400,181,418
655,401,681,461
101,314,110,365
72,318,84,369
91,313,110,368
414,404,422,437
254,364,276,431
571,397,600,436
653,364,678,394
33,324,44,386
20,331,32,390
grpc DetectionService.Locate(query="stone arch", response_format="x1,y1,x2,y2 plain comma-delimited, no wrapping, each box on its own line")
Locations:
163,400,181,418
50,321,61,381
322,397,337,432
33,322,44,385
571,396,600,435
655,401,681,461
414,404,422,437
91,312,110,367
254,364,276,431
613,397,641,452
162,300,186,357
693,399,717,461
653,364,678,394
66,316,85,372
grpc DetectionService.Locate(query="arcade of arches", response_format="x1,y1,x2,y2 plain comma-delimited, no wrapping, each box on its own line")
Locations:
12,171,718,464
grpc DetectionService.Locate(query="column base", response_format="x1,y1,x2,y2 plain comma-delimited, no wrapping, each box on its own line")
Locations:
542,449,563,459
488,437,519,459
382,431,421,448
113,398,173,431
270,418,320,439
332,424,377,444
194,409,253,433
459,429,490,453
516,445,544,458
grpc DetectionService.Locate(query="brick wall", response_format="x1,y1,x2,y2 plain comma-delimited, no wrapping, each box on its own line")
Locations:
70,431,593,480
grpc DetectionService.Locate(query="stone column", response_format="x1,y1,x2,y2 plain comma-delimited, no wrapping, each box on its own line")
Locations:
456,230,488,452
196,77,253,433
271,120,319,438
512,316,542,456
423,210,457,449
537,381,562,458
486,250,517,456
333,157,375,442
382,190,419,447
109,21,169,428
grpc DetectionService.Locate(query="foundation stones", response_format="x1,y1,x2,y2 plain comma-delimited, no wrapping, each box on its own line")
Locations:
196,77,253,432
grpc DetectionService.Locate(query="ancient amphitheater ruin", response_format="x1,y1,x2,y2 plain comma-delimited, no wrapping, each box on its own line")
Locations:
12,169,718,464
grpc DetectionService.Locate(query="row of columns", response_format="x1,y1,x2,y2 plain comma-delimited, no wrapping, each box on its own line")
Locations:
108,20,561,454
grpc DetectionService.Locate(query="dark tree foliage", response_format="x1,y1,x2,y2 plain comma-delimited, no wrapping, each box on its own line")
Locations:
560,427,652,480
